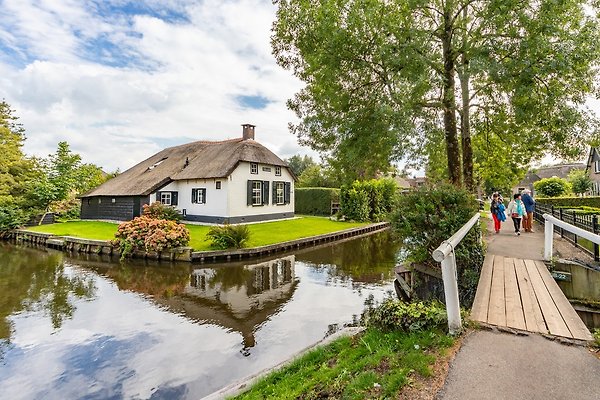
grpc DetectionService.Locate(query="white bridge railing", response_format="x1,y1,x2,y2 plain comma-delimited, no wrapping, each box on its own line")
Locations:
432,213,481,335
543,213,600,261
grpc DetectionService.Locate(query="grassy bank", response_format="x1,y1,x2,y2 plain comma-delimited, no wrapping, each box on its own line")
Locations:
233,328,454,399
24,217,370,251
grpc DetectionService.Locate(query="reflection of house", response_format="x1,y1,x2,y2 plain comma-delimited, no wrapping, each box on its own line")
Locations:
513,163,585,196
586,147,600,195
81,124,295,223
161,256,297,349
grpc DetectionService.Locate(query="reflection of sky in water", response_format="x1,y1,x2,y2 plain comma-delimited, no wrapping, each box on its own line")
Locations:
0,241,396,399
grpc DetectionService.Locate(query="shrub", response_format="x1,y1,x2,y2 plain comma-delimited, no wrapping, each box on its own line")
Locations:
206,224,251,249
112,216,190,258
295,187,340,215
390,184,484,307
362,295,448,332
536,196,600,209
533,177,571,197
568,170,592,196
142,201,182,221
0,204,28,233
340,178,397,221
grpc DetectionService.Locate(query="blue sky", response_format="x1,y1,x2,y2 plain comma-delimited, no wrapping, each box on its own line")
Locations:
0,0,305,171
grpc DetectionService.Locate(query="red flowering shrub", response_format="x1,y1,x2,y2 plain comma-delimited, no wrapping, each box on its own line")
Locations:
112,216,190,258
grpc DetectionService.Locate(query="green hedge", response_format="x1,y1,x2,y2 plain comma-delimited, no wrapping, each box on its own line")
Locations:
294,187,340,216
536,196,600,208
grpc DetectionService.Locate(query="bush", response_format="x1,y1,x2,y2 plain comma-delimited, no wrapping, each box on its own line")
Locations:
295,187,340,215
536,196,600,209
362,295,448,332
112,216,190,258
533,177,571,197
206,224,251,249
51,197,81,221
568,170,592,196
340,178,397,221
0,204,28,233
390,184,484,307
142,201,182,221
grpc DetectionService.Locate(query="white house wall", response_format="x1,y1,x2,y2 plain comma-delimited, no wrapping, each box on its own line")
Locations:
228,161,295,220
150,179,229,219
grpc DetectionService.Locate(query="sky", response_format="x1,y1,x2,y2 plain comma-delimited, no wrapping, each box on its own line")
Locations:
0,0,307,172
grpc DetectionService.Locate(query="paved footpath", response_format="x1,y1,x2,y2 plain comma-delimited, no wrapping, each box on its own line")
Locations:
437,215,600,400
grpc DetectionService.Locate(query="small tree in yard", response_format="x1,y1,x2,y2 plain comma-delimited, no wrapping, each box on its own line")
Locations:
568,170,592,196
534,177,571,197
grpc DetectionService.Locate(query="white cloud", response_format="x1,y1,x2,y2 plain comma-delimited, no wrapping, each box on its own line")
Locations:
0,0,309,171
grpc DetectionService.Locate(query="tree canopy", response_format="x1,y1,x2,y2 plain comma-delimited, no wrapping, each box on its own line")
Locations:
272,0,600,190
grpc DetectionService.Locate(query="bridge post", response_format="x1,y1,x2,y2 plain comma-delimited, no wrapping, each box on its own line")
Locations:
544,219,554,261
441,252,462,335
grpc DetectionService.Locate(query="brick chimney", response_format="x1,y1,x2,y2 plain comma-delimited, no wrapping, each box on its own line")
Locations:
242,124,255,140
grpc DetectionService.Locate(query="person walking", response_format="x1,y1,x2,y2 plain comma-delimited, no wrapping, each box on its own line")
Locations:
507,193,526,235
521,189,535,232
490,193,502,233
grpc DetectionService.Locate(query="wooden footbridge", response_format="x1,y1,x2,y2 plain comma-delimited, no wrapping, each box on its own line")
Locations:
470,255,592,341
432,213,594,341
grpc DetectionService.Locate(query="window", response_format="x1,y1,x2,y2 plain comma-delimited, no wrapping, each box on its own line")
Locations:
192,188,207,204
248,180,269,206
251,163,258,174
111,198,116,203
216,181,221,190
252,181,262,205
595,160,600,173
160,192,172,205
262,167,271,172
275,166,281,176
275,182,285,205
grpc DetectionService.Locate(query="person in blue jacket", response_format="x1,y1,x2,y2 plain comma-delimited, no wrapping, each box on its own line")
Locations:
521,189,535,233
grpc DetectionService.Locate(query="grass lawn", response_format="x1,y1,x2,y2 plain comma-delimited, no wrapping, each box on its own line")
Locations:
24,217,370,251
233,328,455,400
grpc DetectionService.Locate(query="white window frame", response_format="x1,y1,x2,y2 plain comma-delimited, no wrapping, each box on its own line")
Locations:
160,192,172,205
250,163,259,174
216,181,221,190
275,166,281,176
594,160,600,173
276,181,285,205
252,181,262,205
193,188,206,204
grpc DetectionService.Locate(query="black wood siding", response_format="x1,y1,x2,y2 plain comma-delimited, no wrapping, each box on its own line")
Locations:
81,196,149,221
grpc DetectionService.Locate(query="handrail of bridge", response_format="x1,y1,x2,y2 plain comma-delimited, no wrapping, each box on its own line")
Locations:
432,212,481,335
543,213,600,261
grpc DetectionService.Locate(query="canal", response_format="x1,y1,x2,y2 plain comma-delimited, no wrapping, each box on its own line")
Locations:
0,231,399,399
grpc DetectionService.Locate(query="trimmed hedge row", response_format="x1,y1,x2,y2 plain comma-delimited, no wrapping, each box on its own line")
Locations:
294,187,340,216
536,196,600,208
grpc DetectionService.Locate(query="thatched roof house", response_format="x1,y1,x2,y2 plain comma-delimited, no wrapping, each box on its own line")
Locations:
81,125,296,223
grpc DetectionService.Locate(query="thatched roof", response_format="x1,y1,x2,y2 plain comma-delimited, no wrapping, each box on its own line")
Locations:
82,138,290,197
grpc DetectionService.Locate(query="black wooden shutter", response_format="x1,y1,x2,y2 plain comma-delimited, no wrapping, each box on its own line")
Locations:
171,191,178,206
201,189,207,204
273,182,277,204
284,182,291,204
191,189,197,204
247,180,253,206
262,181,270,205
156,191,162,203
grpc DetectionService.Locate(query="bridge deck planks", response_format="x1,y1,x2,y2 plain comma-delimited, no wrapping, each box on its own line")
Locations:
471,255,592,341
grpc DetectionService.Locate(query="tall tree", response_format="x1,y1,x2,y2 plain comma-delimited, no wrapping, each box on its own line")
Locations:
285,154,318,176
272,0,600,190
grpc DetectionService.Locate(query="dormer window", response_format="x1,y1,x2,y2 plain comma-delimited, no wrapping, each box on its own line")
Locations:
147,157,167,171
250,163,258,174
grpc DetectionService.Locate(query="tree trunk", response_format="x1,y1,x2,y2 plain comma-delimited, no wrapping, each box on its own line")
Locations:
459,8,474,192
442,8,462,186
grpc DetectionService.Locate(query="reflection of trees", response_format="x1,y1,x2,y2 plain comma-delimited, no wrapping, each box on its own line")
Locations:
297,231,399,283
0,244,96,347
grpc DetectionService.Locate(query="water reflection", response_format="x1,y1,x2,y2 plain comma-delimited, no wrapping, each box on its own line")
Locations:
0,232,399,399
